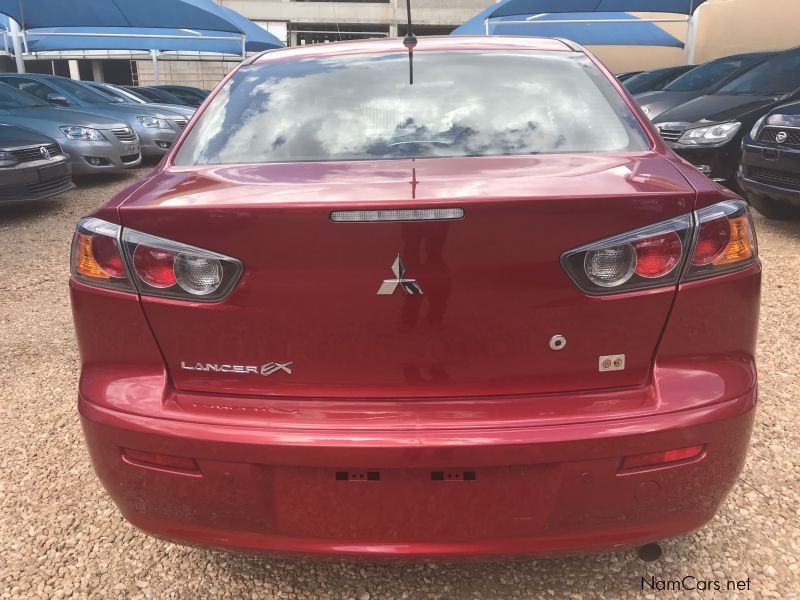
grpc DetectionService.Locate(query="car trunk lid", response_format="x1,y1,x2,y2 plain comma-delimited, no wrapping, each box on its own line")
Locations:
119,153,694,399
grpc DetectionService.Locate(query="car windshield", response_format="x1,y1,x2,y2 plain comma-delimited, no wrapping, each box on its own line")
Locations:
624,68,684,94
54,78,117,104
176,51,648,165
664,56,757,92
718,50,800,95
97,85,141,103
0,83,49,109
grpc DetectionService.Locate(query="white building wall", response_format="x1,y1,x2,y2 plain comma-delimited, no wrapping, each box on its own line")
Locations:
223,0,487,27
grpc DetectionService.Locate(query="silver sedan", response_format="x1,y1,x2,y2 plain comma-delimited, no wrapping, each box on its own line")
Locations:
0,73,187,157
0,83,141,175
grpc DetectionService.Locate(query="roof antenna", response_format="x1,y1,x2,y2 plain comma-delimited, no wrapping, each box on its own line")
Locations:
403,0,417,85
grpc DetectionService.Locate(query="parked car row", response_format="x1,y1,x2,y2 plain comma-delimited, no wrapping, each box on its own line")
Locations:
623,46,800,219
0,75,208,206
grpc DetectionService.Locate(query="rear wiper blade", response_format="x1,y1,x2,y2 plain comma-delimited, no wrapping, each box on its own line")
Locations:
386,140,451,148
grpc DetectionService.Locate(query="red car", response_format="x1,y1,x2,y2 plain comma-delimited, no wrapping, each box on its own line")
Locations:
71,37,760,560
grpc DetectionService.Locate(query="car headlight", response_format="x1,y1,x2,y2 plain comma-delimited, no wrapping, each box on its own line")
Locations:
137,116,171,129
677,122,741,146
749,116,766,140
60,126,105,142
0,150,18,167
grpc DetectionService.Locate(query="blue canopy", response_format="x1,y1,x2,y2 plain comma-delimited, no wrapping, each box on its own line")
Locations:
0,0,241,33
488,0,708,18
24,25,282,54
452,10,684,47
0,1,283,55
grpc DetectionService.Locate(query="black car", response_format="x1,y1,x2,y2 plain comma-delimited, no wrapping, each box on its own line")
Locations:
125,86,189,106
153,85,209,107
622,65,696,95
616,71,643,82
635,52,777,120
653,46,800,187
739,101,800,219
0,123,74,205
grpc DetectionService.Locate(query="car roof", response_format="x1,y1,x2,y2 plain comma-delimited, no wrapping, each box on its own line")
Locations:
250,35,576,65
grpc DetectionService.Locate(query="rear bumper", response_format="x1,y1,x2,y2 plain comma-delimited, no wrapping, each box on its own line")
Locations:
79,386,756,560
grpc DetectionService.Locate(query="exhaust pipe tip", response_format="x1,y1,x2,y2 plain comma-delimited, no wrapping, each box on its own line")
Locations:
637,543,663,562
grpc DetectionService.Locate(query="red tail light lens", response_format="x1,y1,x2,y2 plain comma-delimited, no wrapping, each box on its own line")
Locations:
70,218,133,292
71,218,242,302
632,231,682,278
133,246,178,288
691,215,731,266
685,200,757,280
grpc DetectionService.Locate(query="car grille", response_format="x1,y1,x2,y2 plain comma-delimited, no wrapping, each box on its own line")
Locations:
749,166,800,188
173,119,188,129
656,127,684,142
10,143,61,162
111,128,137,143
28,173,73,194
758,127,800,146
0,173,73,202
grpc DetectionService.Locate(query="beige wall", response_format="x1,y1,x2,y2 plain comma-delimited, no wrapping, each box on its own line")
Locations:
591,0,800,72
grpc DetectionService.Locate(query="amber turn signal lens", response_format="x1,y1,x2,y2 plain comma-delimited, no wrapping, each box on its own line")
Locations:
712,215,754,266
75,233,109,279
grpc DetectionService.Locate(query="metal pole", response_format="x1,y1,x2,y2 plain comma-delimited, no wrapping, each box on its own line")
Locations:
241,34,246,59
151,49,160,85
8,19,25,73
484,18,490,35
685,8,701,65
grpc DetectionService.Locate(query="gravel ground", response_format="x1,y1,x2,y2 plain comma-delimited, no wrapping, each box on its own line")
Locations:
0,169,798,600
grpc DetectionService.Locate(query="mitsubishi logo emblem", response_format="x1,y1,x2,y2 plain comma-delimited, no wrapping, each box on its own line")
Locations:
377,254,423,295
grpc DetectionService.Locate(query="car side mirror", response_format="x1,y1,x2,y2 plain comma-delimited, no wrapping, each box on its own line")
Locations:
46,93,70,107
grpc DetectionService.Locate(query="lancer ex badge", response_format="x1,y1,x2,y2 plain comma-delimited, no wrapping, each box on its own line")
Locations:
180,361,293,377
377,254,423,295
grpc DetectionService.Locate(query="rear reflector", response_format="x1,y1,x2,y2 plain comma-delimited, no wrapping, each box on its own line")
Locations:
122,448,200,474
330,208,464,222
621,445,705,471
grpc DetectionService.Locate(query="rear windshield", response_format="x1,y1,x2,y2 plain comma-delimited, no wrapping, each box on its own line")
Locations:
718,49,800,95
175,50,648,165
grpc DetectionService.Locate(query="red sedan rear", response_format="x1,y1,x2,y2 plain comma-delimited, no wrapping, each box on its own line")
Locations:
71,37,760,559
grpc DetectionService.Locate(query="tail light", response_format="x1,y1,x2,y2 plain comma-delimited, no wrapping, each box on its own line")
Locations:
684,200,757,280
71,218,242,302
562,215,693,294
562,200,757,295
71,218,134,292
